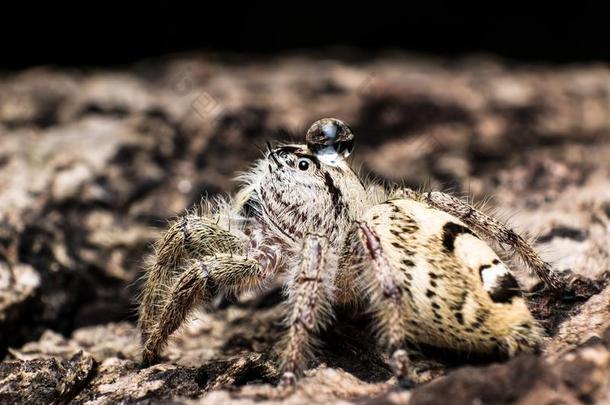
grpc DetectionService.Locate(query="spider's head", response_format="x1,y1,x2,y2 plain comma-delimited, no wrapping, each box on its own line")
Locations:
246,118,368,242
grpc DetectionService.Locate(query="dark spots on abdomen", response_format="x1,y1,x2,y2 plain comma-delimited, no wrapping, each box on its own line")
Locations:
449,291,468,312
389,241,415,256
488,273,522,303
442,222,475,252
454,312,464,325
475,309,490,324
402,259,415,267
383,200,401,213
478,263,492,281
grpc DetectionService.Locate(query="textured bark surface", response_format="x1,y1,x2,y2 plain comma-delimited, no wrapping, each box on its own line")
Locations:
0,53,609,404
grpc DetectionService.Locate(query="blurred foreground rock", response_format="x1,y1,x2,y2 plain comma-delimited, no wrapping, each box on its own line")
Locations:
0,53,609,404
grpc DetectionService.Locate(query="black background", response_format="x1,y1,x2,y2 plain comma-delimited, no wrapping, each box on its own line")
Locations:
1,3,609,68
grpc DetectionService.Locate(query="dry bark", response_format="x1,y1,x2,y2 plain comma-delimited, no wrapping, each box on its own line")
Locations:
0,53,609,404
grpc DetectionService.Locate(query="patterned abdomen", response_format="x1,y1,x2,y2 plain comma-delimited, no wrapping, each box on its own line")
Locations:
361,199,543,355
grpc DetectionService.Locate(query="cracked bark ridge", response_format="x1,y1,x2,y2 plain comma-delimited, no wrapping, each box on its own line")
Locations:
0,351,95,404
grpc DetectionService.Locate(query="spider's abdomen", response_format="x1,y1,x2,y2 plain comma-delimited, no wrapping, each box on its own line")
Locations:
361,198,543,356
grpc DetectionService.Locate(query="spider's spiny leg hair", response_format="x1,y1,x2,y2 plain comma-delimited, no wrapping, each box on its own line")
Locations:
279,234,337,385
142,259,208,365
355,221,414,381
138,210,248,358
412,190,566,290
142,254,264,365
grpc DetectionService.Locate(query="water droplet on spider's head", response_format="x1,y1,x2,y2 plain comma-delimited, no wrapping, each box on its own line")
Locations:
306,117,355,165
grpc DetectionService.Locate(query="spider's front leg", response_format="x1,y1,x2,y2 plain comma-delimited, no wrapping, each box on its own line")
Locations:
355,221,417,386
138,214,266,365
141,254,263,365
400,188,602,298
139,214,244,342
278,234,336,387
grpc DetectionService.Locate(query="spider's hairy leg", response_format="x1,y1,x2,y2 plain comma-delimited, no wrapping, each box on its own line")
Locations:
356,221,416,384
400,188,600,297
138,214,244,349
141,258,207,365
142,254,263,365
279,234,336,387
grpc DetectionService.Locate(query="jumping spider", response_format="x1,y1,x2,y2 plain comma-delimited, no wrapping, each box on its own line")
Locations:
138,118,599,387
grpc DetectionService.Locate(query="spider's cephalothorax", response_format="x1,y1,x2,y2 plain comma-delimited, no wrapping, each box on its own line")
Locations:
138,117,598,387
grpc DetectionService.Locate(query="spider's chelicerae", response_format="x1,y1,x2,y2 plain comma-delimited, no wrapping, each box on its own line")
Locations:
138,118,598,387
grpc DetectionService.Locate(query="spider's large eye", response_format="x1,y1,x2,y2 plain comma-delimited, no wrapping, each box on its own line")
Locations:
298,158,311,171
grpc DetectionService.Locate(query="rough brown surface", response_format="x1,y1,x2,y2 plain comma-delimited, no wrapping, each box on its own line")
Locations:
0,53,609,404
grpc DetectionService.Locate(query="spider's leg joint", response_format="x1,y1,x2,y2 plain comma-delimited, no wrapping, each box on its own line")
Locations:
180,216,191,244
199,260,209,278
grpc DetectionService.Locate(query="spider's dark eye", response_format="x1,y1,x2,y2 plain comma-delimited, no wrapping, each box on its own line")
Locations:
298,158,310,171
